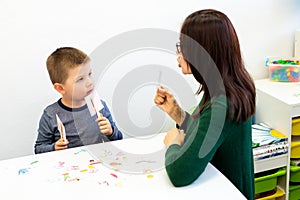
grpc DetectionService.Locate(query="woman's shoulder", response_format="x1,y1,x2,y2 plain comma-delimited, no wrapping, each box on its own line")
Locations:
210,94,228,109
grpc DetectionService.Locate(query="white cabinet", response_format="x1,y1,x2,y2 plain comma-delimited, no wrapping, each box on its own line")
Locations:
255,78,300,199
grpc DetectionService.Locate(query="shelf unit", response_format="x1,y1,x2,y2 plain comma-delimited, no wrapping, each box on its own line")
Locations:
254,78,300,199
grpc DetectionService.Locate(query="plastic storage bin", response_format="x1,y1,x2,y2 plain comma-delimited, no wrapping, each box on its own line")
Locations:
254,168,286,194
256,187,285,200
291,141,300,159
289,184,300,200
266,57,300,82
292,117,300,136
290,165,300,183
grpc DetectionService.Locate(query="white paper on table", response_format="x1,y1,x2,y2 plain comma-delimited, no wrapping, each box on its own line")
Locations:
85,91,104,117
56,114,67,141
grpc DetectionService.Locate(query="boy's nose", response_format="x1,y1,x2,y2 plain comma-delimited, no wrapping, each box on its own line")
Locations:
86,77,94,87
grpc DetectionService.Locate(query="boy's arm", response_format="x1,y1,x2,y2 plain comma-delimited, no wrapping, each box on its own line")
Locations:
101,100,123,140
34,111,56,154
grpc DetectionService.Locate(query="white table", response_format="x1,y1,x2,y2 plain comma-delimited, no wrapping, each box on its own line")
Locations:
0,133,246,200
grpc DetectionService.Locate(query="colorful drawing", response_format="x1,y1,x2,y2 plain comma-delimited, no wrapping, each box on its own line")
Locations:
14,145,161,189
18,168,30,175
109,162,122,166
74,149,87,155
146,174,154,179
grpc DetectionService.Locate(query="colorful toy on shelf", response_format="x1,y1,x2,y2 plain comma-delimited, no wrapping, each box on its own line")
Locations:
266,58,300,82
271,60,300,65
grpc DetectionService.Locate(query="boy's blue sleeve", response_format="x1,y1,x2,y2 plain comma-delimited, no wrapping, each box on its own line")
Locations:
101,100,123,140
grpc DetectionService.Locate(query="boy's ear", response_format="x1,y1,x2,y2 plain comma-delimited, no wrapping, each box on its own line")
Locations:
53,83,65,95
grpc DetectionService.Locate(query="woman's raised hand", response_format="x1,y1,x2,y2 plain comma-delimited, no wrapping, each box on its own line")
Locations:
154,86,186,126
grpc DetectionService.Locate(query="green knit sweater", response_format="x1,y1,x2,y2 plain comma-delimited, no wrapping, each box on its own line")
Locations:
165,95,254,200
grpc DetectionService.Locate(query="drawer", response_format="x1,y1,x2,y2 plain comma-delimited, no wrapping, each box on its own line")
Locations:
254,168,286,194
291,141,300,159
289,184,300,200
290,165,300,183
292,117,300,136
255,186,285,200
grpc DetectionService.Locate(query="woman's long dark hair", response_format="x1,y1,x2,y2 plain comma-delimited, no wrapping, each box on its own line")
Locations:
180,9,255,122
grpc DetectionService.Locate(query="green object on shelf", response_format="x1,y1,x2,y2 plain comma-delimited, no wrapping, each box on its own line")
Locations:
289,184,300,200
254,168,286,194
290,165,300,183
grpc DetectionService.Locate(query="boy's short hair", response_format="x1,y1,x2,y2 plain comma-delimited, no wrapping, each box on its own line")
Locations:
46,47,90,84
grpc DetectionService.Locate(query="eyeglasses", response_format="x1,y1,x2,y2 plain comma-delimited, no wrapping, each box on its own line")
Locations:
176,42,181,55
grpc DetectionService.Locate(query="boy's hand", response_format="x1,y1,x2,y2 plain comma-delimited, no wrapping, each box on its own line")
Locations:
54,138,69,151
96,113,113,136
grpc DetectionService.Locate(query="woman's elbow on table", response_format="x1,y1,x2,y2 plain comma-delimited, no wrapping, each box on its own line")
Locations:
166,165,204,187
167,172,198,187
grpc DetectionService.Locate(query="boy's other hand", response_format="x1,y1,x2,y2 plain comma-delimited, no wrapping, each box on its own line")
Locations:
96,113,113,136
54,138,69,151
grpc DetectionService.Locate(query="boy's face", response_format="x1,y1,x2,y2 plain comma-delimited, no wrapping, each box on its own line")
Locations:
61,62,94,106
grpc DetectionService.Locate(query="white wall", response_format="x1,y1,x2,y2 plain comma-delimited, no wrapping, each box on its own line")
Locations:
0,0,299,160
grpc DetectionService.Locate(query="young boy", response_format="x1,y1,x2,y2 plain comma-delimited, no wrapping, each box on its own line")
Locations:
34,47,123,154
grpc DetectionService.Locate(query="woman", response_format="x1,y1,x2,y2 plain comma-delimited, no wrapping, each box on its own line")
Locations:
154,9,255,200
